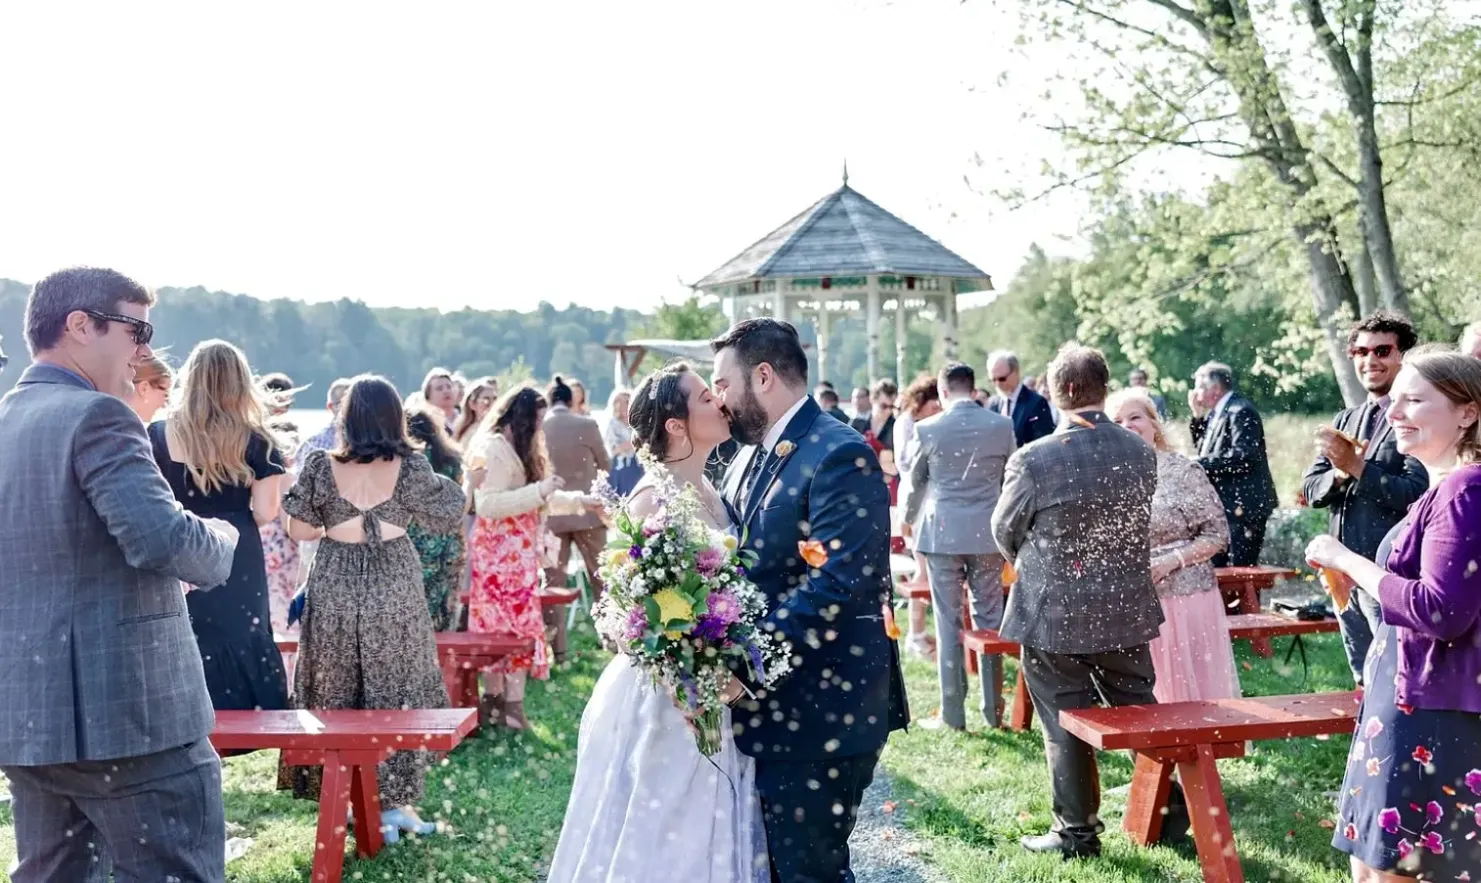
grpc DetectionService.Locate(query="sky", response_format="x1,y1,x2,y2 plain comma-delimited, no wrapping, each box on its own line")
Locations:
0,0,1092,313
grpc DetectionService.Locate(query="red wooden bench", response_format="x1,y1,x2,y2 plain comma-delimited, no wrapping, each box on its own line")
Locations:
211,708,476,883
961,629,1032,730
1226,612,1339,641
1060,692,1359,883
1215,566,1299,657
276,634,532,714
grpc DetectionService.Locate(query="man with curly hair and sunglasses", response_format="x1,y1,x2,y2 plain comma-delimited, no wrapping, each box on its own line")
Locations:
1302,309,1429,686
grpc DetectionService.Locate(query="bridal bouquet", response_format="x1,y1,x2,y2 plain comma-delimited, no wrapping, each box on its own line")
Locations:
590,453,791,755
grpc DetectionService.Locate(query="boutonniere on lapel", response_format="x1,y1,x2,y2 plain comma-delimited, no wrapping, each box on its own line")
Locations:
773,439,797,462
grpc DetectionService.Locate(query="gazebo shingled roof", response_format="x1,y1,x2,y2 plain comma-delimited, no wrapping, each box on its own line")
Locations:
694,183,991,288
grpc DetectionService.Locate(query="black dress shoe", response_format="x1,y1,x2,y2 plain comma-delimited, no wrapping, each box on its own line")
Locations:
1020,831,1102,858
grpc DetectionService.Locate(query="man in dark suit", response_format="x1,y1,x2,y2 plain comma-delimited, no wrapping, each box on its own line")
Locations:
713,318,908,883
0,267,239,882
1302,311,1428,684
816,383,850,423
1189,362,1279,566
987,350,1056,447
991,343,1164,859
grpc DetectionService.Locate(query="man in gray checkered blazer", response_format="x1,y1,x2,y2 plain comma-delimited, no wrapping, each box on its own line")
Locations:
991,343,1163,860
0,268,239,883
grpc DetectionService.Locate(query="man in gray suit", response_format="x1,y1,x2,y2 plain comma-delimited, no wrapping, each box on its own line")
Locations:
0,267,239,883
991,343,1163,859
902,362,1016,731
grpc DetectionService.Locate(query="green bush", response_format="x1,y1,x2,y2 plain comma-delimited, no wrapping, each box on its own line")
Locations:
1261,506,1328,570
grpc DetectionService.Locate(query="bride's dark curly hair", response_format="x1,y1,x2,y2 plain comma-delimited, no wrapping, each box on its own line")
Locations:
628,361,695,463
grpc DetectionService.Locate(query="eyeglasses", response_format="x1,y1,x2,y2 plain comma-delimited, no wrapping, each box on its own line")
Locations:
1347,344,1395,359
83,310,153,346
992,375,1010,384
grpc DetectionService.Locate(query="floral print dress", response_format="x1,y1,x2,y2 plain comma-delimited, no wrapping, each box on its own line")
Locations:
407,454,466,631
1331,519,1481,877
465,431,588,680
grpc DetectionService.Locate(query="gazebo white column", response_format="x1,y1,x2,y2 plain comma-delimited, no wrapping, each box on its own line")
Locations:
894,298,908,383
816,306,831,384
726,291,741,325
942,287,959,360
773,282,789,324
866,278,881,381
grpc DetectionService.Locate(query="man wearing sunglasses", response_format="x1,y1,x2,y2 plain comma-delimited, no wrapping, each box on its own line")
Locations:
0,267,240,882
1301,310,1428,686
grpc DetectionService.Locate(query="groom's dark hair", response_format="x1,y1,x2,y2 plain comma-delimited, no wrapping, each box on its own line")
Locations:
709,318,808,388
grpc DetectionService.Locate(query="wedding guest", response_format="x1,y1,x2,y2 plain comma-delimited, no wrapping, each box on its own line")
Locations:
261,421,303,635
568,377,592,416
452,376,498,449
1306,348,1481,879
603,387,643,497
281,374,465,841
149,339,291,712
543,375,612,605
1461,322,1481,360
850,378,898,451
465,386,596,729
894,373,943,661
1128,368,1168,420
258,371,301,415
1189,361,1278,565
1302,311,1427,685
406,407,467,631
818,386,850,423
0,266,238,882
421,366,459,433
1109,389,1239,703
849,386,871,420
973,387,991,407
295,377,352,467
992,343,1166,858
123,351,172,423
904,362,1016,729
987,350,1055,447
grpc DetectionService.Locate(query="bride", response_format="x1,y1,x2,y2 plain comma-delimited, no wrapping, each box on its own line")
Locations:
546,361,768,883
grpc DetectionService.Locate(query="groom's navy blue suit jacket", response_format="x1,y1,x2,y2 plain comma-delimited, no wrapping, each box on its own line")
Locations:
723,397,909,762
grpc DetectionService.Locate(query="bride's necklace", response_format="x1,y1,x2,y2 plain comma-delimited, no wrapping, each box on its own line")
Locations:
696,485,727,525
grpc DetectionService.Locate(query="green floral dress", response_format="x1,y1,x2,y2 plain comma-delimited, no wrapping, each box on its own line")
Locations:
408,455,466,630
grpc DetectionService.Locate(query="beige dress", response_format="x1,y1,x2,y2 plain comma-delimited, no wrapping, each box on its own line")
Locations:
1146,451,1241,703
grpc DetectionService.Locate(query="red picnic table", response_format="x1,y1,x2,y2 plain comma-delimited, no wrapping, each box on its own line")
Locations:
211,708,476,883
1215,566,1299,657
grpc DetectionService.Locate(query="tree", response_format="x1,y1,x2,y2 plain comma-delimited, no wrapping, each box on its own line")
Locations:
993,0,1480,405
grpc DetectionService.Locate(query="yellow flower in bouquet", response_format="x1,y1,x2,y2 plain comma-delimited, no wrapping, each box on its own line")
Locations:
722,534,738,551
652,589,692,626
606,549,630,569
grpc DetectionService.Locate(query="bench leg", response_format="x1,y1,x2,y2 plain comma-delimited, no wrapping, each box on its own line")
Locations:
1008,666,1034,731
349,758,385,859
1122,751,1173,845
1176,744,1244,883
1241,586,1272,658
314,753,352,883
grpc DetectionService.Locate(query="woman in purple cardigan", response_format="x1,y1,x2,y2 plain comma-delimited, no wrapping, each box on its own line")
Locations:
1307,348,1481,881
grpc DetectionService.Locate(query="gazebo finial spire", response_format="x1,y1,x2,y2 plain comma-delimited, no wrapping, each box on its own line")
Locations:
842,159,849,188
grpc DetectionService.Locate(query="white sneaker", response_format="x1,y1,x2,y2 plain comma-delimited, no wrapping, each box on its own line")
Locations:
225,837,253,863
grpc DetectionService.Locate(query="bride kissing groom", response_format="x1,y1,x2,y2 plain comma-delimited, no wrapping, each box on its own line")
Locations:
548,317,909,883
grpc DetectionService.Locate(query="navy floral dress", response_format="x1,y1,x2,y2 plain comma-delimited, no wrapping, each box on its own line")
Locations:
1332,519,1481,877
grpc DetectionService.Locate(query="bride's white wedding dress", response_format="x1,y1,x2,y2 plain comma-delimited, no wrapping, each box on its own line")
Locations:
545,486,768,883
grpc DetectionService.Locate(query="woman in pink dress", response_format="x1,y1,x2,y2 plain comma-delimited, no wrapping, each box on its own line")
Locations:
1109,389,1241,703
464,386,596,730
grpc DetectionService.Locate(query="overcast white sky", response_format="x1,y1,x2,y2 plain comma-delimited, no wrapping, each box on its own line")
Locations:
1,0,1091,312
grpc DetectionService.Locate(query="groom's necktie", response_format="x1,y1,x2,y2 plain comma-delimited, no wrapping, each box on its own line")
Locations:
739,446,768,509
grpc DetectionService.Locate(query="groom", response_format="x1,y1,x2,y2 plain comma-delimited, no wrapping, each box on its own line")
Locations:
712,318,909,882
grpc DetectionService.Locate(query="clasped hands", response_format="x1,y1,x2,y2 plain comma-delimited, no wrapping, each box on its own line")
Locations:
463,470,603,511
1314,425,1365,478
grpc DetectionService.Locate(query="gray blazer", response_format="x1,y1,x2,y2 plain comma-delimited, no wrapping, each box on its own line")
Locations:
990,410,1163,655
902,399,1016,556
0,364,234,765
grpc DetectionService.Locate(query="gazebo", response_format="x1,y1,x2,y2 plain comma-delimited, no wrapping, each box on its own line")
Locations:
691,171,993,384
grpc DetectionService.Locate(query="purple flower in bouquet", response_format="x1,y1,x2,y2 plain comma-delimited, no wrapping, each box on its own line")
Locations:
746,643,767,681
693,613,729,642
623,606,648,641
629,545,644,560
695,546,727,577
705,591,742,624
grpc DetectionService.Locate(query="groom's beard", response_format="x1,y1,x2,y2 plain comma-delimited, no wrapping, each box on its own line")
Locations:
726,384,770,447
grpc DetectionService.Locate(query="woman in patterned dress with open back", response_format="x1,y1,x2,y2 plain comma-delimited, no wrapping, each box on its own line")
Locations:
281,374,467,843
464,385,598,730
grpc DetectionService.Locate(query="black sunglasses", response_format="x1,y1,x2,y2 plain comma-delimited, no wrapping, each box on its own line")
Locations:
83,309,153,346
992,375,1011,383
1347,344,1395,359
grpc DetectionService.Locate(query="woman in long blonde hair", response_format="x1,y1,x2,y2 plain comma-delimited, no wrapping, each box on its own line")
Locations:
147,339,291,713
